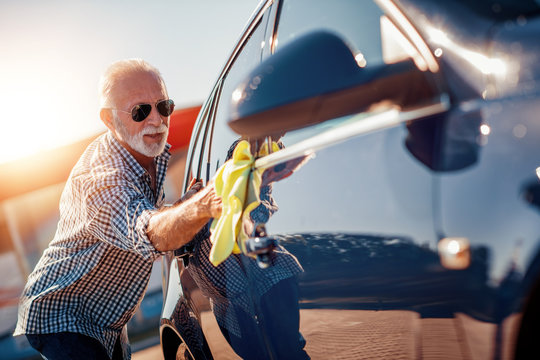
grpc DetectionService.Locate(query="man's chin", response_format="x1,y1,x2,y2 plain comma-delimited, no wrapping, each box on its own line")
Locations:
139,144,165,157
114,125,167,158
126,138,166,158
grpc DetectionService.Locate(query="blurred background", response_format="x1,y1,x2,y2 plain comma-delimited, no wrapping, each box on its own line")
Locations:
0,0,259,358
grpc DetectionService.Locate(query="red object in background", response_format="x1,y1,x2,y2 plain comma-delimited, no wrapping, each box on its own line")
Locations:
0,104,202,202
168,105,201,152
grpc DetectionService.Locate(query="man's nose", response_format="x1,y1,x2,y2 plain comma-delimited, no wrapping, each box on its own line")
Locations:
145,107,163,126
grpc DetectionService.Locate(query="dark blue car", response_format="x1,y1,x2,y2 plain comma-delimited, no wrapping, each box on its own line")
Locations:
160,0,540,358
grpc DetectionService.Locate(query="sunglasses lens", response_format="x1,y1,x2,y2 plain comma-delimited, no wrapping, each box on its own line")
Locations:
132,104,152,122
129,100,174,122
157,99,175,117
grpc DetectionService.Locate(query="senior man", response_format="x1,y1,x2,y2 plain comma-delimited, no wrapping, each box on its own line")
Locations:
14,59,222,360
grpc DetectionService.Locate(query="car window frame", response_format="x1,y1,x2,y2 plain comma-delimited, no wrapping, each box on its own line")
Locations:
183,88,215,193
183,0,276,194
203,1,275,172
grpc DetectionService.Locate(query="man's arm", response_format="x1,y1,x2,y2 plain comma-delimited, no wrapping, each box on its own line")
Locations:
147,181,222,252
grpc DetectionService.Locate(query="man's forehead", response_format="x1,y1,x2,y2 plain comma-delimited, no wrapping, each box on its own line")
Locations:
117,70,163,90
112,71,167,104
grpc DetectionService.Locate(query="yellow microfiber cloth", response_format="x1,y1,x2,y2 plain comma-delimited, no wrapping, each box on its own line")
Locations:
209,139,279,266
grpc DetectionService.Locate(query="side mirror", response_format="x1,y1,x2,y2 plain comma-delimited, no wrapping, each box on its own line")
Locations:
228,30,442,138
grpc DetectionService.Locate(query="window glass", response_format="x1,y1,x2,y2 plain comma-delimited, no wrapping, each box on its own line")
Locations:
209,12,270,175
275,0,384,65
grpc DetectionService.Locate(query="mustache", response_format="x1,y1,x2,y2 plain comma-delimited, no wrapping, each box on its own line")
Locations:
141,123,168,135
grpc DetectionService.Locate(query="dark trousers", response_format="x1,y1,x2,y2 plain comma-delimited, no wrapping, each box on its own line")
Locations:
26,332,123,360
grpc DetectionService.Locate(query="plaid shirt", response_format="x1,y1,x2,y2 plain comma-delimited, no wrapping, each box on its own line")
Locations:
14,132,170,359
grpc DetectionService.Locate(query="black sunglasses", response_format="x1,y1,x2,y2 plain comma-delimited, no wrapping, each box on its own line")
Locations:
114,99,175,122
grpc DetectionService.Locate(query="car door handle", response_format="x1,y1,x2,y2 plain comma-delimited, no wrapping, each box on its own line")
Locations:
245,235,279,255
245,224,279,268
245,236,279,269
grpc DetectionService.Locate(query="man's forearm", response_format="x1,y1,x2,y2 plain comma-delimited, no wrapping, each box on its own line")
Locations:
147,184,221,252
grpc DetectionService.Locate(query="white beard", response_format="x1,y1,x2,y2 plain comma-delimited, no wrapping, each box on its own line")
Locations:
113,115,169,157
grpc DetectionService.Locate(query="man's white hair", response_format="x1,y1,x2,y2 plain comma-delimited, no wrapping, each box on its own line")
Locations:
99,58,166,108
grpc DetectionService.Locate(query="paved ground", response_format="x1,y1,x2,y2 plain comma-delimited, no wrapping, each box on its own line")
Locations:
132,310,521,360
133,344,163,360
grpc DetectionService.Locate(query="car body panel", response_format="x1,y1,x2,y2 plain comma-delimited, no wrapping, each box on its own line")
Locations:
161,0,540,358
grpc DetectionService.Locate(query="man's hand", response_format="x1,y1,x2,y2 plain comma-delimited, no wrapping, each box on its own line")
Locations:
194,179,222,219
175,178,203,204
148,179,222,252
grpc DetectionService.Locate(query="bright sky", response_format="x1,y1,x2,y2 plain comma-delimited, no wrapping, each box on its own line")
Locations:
0,0,260,164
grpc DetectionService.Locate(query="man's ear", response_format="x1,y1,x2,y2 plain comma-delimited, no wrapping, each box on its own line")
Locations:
100,108,115,131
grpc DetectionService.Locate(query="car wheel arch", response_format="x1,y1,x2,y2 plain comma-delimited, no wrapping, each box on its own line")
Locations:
161,325,183,360
160,324,201,360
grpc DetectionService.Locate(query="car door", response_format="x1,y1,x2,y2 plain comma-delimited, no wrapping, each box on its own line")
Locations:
212,0,443,358
224,0,493,358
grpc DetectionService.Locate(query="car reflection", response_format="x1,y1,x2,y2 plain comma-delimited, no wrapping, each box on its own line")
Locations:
177,134,526,359
274,232,523,358
182,139,309,360
277,233,489,315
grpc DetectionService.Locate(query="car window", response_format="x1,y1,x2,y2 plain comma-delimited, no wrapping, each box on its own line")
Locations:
208,11,271,175
275,0,384,65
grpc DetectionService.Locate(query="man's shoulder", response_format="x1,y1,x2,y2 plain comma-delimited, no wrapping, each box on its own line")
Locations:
70,134,133,189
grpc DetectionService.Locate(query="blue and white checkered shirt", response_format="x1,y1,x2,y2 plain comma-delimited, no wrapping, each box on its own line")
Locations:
14,131,170,359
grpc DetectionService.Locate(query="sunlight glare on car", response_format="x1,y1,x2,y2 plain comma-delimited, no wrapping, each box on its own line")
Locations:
427,26,507,76
355,52,367,68
447,240,461,255
232,88,243,103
